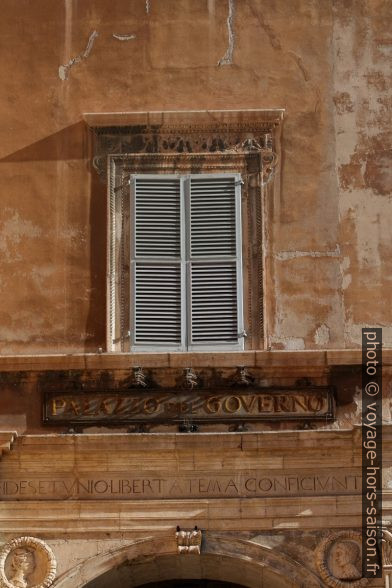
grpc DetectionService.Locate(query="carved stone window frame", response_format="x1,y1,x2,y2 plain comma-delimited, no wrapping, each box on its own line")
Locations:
86,110,284,352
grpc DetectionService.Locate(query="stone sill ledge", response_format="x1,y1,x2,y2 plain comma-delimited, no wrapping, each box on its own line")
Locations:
0,349,389,371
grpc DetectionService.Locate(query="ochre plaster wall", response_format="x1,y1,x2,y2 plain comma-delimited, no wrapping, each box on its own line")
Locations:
0,0,390,353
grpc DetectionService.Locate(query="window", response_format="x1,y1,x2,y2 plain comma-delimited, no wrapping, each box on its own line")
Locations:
99,110,283,353
107,151,266,352
130,174,243,351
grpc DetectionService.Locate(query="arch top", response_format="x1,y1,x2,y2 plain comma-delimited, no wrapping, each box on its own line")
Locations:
52,533,320,588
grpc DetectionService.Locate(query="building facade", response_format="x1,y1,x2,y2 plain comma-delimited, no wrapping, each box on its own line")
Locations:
0,1,391,587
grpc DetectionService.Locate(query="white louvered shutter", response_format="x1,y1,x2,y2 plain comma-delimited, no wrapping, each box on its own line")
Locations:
130,176,184,349
130,173,243,351
188,175,243,349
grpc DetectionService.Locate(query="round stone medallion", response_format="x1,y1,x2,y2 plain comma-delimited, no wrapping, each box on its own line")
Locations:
0,537,56,588
315,531,369,588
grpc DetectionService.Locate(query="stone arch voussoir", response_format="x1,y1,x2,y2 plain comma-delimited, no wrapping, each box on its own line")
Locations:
51,533,322,588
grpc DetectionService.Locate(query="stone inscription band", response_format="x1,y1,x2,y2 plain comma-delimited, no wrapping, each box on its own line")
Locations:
43,387,334,425
0,470,361,500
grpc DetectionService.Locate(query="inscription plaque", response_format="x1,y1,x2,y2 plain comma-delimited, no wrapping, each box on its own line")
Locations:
43,387,334,425
0,469,361,501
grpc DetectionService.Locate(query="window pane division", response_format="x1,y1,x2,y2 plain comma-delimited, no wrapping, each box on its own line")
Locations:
131,174,243,351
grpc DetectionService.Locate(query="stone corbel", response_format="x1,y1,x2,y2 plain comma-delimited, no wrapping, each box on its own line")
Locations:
0,432,16,460
175,526,202,555
184,368,199,390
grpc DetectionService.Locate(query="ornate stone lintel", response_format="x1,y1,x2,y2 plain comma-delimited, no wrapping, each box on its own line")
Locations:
90,110,282,181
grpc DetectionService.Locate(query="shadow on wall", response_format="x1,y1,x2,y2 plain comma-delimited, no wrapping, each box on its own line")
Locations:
0,121,107,352
0,122,87,163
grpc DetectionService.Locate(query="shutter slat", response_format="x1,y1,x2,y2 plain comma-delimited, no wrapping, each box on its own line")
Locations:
190,260,238,344
135,177,181,258
190,177,236,258
134,262,182,344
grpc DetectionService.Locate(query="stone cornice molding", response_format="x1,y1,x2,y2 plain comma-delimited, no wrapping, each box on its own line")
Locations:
0,350,391,372
1,427,365,450
83,108,284,129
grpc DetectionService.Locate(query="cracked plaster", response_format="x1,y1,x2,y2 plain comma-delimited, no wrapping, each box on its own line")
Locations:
217,0,235,66
59,30,99,81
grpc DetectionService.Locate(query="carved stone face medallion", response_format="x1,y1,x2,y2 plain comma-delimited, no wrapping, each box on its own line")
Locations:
315,531,369,587
7,548,35,588
0,537,56,588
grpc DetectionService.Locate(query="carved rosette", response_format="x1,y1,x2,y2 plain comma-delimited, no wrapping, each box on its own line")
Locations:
315,531,369,588
0,537,56,588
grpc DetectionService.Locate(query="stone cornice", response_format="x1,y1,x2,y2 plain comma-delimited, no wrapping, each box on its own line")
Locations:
0,350,389,371
0,427,372,454
83,108,285,129
0,496,364,536
4,427,392,457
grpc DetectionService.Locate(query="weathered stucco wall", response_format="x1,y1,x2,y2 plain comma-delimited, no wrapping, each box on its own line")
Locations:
0,0,390,353
332,0,392,348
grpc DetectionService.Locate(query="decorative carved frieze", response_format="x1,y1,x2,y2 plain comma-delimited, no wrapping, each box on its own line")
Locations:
0,537,56,588
91,116,281,183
